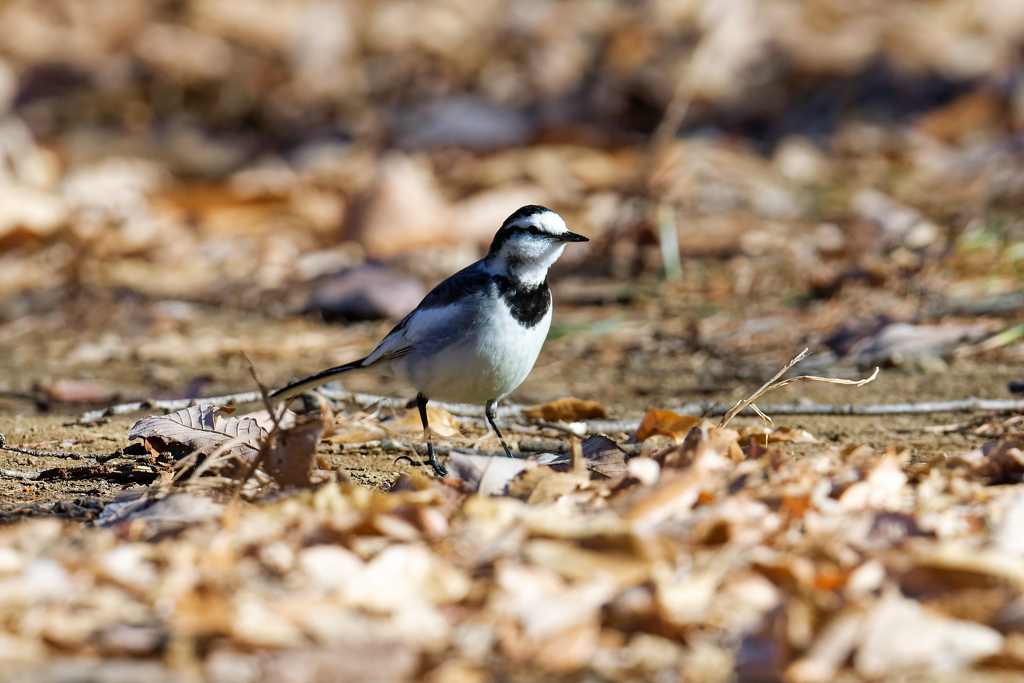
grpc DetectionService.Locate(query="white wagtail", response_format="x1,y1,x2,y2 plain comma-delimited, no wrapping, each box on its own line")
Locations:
273,205,588,476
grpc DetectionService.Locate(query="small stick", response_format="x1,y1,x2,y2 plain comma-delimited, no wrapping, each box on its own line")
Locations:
78,387,520,423
79,391,266,423
80,367,1024,447
95,382,1024,429
0,433,94,460
11,439,81,448
570,436,584,473
1,469,40,480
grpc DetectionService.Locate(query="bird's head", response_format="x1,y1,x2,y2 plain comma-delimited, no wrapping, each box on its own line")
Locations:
484,205,588,285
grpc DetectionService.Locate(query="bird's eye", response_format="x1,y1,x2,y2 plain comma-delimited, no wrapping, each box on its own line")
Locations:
526,226,542,236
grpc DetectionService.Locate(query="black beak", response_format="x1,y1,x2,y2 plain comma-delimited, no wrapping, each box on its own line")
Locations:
558,231,589,243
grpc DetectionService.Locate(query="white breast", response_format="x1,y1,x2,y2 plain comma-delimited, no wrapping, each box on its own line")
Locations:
392,298,552,404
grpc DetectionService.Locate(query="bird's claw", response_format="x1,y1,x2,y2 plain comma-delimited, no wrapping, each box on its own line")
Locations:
393,450,448,478
425,443,448,477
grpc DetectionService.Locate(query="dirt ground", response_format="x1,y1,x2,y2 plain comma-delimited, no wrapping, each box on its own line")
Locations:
1,287,1017,512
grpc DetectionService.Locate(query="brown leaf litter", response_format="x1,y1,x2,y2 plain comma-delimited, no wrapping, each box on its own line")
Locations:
4,396,1024,682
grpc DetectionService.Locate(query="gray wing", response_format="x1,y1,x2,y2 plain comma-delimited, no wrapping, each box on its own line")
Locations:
363,262,494,366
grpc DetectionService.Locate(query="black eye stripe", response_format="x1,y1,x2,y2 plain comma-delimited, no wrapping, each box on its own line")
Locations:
510,225,545,237
487,221,557,254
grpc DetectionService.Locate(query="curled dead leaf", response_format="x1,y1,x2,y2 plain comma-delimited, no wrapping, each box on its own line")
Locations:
262,394,334,488
523,397,607,422
972,437,1024,481
769,426,819,443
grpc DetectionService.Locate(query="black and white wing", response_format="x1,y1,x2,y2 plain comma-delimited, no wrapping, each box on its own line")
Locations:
362,261,495,366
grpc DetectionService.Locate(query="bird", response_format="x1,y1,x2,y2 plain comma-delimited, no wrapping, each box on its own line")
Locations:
272,205,588,476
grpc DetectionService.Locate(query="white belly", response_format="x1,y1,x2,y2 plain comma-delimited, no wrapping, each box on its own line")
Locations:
394,304,552,404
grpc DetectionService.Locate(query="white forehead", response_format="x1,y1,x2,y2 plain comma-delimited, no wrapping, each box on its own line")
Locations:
508,209,567,235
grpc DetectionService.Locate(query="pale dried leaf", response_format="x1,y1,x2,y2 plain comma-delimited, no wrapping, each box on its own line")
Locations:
128,404,267,458
854,589,1003,677
523,538,649,587
446,451,529,496
525,469,590,505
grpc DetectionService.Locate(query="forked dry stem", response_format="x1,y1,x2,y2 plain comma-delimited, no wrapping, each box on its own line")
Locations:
719,348,879,429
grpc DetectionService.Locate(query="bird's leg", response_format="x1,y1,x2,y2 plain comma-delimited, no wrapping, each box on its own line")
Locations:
417,393,447,477
485,400,515,458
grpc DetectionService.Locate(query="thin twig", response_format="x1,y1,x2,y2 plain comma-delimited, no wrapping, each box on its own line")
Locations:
78,387,517,423
719,349,879,429
0,433,95,461
82,382,1024,445
1,468,40,480
11,439,81,448
920,291,1024,319
78,391,266,423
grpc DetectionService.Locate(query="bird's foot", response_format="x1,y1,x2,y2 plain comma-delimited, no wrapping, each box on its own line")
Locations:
499,440,514,459
425,443,448,477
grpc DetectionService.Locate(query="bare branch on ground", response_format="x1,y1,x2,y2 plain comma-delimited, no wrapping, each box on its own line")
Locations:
79,373,1024,443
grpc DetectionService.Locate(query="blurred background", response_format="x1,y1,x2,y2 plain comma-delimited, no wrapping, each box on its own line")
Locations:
2,0,1024,407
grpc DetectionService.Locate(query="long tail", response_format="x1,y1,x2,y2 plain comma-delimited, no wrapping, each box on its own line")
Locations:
271,358,368,400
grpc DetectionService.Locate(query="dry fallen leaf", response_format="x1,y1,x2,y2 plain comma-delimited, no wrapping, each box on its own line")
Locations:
633,409,700,443
579,435,629,477
972,437,1024,481
446,451,530,496
128,404,266,459
660,425,743,468
854,588,1003,677
618,443,733,529
528,435,629,478
523,397,607,422
262,395,335,488
383,405,461,438
523,538,649,587
495,561,616,671
839,451,908,511
507,464,563,501
738,426,819,446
